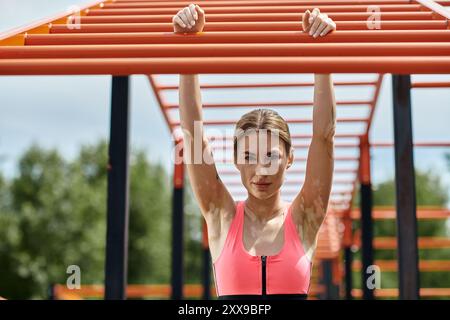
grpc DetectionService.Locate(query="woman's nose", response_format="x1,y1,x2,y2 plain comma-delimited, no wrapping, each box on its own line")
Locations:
255,161,278,175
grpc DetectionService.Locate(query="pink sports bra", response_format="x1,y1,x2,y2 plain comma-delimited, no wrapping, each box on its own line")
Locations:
212,201,312,299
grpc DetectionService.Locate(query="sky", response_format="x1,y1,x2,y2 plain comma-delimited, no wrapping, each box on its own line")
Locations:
1,1,450,207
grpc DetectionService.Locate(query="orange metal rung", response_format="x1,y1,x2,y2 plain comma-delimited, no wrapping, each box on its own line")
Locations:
53,283,324,299
105,1,419,9
353,237,450,249
157,81,374,90
3,43,450,59
75,12,435,23
180,117,374,126
111,0,415,5
352,288,450,297
4,56,450,75
412,81,450,87
87,5,424,15
352,260,450,271
347,208,450,219
22,30,450,46
163,99,371,109
48,20,449,33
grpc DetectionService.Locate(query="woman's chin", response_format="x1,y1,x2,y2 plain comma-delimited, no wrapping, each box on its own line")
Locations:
249,189,273,200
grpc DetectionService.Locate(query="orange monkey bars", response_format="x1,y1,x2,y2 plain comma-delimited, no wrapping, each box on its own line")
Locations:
89,5,427,14
1,0,450,74
47,21,449,32
3,43,450,58
342,207,450,219
51,283,324,299
2,56,450,75
346,205,450,298
1,0,449,301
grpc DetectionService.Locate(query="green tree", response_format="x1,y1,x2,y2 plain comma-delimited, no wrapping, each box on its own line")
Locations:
183,181,203,284
0,144,106,298
0,140,189,299
128,151,171,284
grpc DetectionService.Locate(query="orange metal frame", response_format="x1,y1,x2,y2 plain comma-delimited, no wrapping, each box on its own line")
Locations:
1,1,450,73
52,282,326,299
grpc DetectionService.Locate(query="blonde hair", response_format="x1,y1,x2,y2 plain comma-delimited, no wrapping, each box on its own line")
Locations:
233,108,292,162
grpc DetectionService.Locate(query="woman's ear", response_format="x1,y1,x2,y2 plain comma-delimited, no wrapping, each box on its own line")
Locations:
287,147,294,169
234,156,239,171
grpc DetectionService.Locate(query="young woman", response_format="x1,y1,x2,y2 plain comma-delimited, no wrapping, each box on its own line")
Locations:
173,4,337,300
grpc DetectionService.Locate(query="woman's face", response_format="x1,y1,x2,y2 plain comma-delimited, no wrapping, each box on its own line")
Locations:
234,130,293,200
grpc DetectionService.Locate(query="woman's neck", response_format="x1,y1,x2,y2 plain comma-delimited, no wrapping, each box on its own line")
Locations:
244,192,287,223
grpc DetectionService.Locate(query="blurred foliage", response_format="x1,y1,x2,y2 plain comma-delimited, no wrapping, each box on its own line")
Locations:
0,140,204,299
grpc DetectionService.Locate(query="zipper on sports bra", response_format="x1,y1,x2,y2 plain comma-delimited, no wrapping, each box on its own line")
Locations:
261,255,267,296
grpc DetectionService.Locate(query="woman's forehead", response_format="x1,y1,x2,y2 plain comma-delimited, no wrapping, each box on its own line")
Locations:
236,131,283,151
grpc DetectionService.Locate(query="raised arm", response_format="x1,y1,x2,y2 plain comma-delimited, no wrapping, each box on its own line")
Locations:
173,5,235,222
292,8,337,258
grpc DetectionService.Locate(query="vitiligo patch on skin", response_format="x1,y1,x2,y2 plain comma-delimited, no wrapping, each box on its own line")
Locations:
206,201,236,262
295,193,327,262
207,201,222,217
205,202,223,240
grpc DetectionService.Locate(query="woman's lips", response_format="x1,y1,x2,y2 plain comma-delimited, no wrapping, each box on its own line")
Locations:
252,182,271,190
